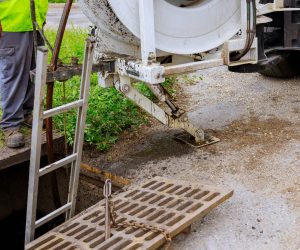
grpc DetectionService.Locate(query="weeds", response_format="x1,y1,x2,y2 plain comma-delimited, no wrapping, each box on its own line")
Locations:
46,28,148,151
182,74,203,85
53,75,146,151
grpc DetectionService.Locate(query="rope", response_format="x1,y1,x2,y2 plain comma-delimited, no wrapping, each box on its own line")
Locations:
30,0,38,60
30,0,54,54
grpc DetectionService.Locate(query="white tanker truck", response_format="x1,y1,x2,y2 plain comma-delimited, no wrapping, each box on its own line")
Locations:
78,0,300,145
79,0,300,76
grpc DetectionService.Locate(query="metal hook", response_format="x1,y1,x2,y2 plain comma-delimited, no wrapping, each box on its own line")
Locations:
103,179,112,198
103,179,112,240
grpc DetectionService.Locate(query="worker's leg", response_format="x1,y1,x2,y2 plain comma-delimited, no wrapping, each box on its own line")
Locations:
0,32,33,128
0,32,33,147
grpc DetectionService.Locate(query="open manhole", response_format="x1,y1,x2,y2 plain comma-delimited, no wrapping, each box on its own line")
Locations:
26,177,233,250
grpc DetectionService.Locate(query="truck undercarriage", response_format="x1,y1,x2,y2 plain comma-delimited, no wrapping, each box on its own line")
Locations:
230,0,300,77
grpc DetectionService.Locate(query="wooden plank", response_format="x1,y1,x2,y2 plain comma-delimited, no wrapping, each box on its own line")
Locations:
0,131,64,172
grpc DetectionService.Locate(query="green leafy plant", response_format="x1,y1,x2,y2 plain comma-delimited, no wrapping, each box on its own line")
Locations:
46,28,148,151
53,75,146,151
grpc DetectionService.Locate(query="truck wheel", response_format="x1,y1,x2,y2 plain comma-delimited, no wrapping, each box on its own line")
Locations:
260,52,300,78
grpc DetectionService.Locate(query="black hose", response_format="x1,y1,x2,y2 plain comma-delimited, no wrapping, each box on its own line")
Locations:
230,0,257,61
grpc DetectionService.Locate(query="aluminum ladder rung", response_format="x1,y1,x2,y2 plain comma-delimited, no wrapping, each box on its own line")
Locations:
39,153,78,177
43,99,84,119
35,203,72,229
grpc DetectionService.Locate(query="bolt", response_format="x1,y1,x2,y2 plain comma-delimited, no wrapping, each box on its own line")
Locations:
122,84,130,93
180,115,188,122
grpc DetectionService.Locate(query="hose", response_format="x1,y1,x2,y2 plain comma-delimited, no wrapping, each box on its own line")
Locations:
230,0,257,61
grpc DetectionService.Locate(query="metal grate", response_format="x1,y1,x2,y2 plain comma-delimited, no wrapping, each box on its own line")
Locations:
26,177,233,250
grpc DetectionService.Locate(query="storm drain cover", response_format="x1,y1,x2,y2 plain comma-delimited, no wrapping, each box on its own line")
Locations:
26,177,233,250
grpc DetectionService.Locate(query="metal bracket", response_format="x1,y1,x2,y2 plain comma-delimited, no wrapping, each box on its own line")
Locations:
175,132,220,148
223,38,258,66
116,76,219,146
116,59,165,84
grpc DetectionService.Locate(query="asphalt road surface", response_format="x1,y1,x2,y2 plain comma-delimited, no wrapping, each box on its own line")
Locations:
46,3,91,28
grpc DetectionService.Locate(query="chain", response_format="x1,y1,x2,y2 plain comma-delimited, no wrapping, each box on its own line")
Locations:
35,22,54,54
108,198,172,248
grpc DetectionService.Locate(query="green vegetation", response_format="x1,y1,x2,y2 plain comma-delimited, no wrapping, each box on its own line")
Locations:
53,75,147,151
46,28,87,64
182,74,203,85
49,0,66,3
46,29,148,151
133,76,178,102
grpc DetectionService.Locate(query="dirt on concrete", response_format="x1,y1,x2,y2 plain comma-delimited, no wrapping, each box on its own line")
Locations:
82,67,300,250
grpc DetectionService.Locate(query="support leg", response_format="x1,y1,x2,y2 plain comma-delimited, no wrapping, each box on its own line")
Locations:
116,76,219,146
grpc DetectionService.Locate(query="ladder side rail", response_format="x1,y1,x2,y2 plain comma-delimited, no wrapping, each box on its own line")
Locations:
67,38,95,219
25,46,49,245
66,39,89,219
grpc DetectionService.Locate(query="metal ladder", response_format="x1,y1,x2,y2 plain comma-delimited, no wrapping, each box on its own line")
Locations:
25,38,95,245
